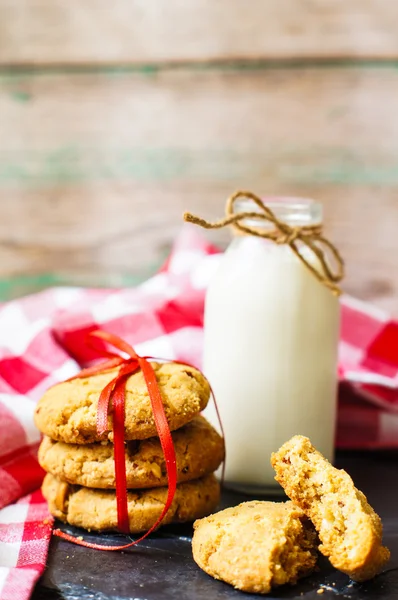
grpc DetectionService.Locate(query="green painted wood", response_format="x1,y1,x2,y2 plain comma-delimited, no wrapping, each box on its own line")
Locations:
1,146,398,186
0,269,155,302
2,64,398,189
2,58,398,75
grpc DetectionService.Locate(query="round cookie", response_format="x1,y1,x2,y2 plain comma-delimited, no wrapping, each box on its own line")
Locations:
271,435,390,582
34,362,210,444
38,416,224,489
192,501,318,595
42,473,220,533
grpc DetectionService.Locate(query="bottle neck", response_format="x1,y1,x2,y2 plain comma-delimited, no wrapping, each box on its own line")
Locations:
233,197,322,232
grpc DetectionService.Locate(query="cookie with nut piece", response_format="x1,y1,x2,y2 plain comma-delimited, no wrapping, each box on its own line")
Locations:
38,415,224,489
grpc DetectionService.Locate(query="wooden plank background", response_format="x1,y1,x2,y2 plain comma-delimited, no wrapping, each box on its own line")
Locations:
2,0,398,64
0,2,397,314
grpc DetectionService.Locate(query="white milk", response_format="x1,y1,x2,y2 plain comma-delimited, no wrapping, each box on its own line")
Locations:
203,201,340,493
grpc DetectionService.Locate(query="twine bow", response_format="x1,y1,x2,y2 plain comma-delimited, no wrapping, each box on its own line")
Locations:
184,190,344,295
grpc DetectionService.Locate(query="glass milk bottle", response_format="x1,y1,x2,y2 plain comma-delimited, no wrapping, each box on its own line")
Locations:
202,197,341,494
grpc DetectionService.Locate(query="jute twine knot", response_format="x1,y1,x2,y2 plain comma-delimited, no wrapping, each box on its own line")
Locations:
184,190,344,295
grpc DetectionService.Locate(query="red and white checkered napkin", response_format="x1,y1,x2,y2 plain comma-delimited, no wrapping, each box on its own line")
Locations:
0,226,397,600
337,295,398,448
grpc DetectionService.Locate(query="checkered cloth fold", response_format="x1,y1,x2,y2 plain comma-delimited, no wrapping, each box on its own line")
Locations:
0,227,397,600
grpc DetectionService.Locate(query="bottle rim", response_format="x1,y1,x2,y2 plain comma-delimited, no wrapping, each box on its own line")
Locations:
235,196,322,227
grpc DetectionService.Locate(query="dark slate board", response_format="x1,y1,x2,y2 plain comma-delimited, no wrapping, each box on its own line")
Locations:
32,452,398,600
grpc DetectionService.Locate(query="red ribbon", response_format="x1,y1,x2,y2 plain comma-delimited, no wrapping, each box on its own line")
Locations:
53,330,223,551
53,330,177,549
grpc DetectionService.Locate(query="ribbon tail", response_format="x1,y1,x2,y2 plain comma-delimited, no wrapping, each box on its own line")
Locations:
112,376,130,534
138,357,178,529
146,356,226,482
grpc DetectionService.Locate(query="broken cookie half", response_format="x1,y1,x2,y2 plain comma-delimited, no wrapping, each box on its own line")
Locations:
271,435,390,582
192,500,318,594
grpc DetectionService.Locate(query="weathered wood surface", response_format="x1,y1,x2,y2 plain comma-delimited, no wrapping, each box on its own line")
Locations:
0,66,397,313
1,1,398,65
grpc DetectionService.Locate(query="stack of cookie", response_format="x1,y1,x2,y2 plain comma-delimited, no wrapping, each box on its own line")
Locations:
34,362,224,533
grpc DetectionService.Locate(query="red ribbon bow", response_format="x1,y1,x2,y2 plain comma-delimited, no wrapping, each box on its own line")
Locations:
54,330,181,550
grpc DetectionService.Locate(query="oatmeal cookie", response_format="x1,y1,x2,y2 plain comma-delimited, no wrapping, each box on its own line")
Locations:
38,416,224,488
192,501,317,594
271,435,390,581
42,472,220,533
34,362,210,443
